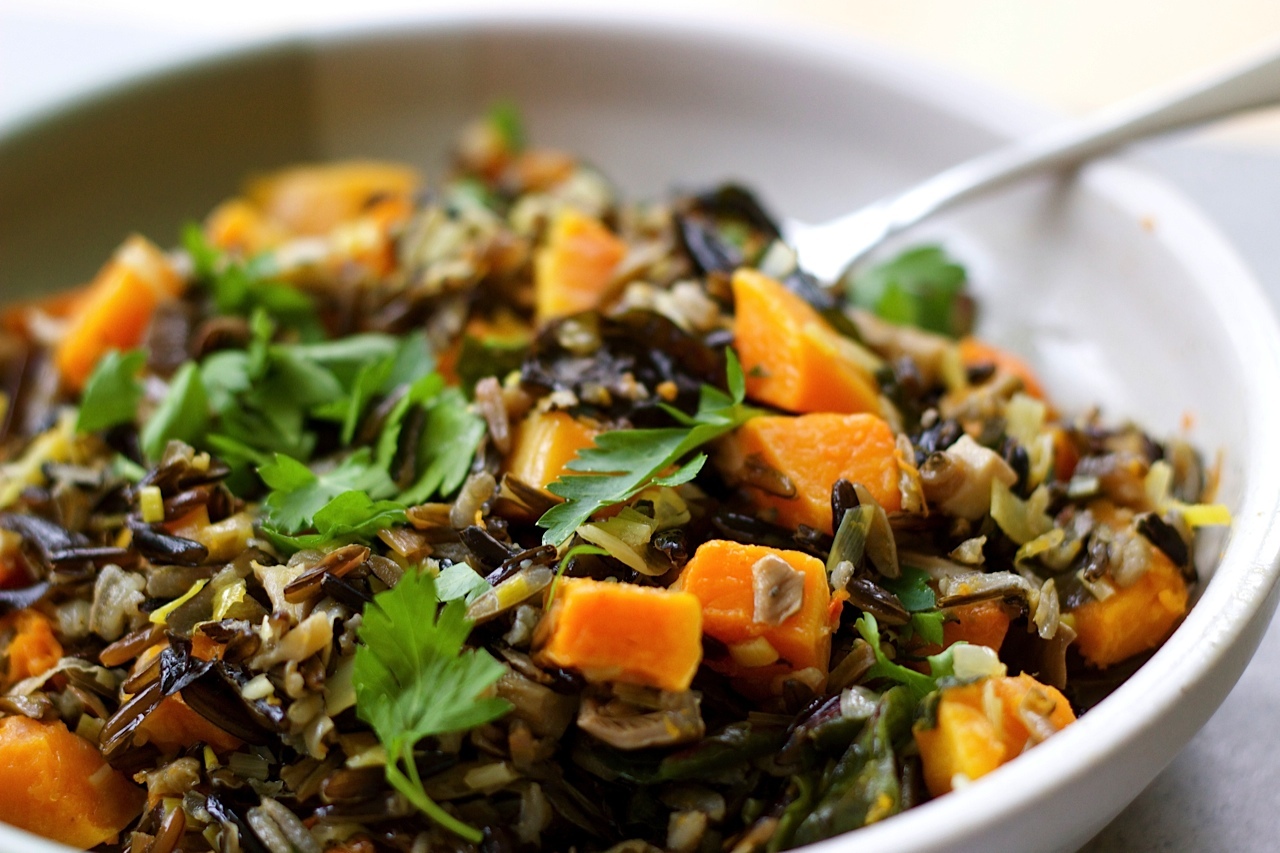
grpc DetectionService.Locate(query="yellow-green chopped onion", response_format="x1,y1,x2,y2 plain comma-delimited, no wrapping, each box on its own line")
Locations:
139,486,165,523
990,480,1053,545
149,579,209,625
1173,501,1232,528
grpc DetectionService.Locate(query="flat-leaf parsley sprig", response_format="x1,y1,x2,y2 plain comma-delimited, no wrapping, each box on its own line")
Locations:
537,349,759,546
353,570,511,842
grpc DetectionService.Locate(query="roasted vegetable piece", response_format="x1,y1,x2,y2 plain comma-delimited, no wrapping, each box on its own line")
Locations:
677,540,834,684
913,673,1076,797
137,693,244,753
535,208,627,322
244,160,421,236
203,198,284,254
1071,545,1189,668
717,413,901,534
506,410,599,492
941,600,1013,652
958,336,1046,401
0,715,144,849
731,268,882,414
535,577,703,692
54,235,182,390
1,608,62,686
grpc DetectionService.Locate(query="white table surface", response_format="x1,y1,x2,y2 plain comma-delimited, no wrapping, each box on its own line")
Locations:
2,4,1279,851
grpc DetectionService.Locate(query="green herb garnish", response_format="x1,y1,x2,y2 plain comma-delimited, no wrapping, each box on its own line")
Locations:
76,349,145,434
854,613,957,703
536,350,758,546
353,570,511,842
847,246,968,338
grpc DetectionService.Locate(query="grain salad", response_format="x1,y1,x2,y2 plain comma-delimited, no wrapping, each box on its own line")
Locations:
0,106,1229,852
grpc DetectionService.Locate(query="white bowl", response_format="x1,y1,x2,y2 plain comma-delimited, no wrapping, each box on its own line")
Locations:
2,11,1279,853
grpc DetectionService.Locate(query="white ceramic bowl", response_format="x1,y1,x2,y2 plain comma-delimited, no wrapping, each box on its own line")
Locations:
2,11,1280,853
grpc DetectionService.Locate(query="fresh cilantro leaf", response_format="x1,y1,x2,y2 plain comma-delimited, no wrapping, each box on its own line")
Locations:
537,350,758,546
141,362,209,461
199,350,253,414
354,570,510,842
487,99,526,153
881,566,937,612
384,332,436,392
847,246,968,337
77,349,145,434
260,449,397,534
436,563,492,604
397,389,487,505
854,613,957,703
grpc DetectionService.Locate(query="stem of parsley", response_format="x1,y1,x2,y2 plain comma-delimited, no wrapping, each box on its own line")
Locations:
387,742,483,843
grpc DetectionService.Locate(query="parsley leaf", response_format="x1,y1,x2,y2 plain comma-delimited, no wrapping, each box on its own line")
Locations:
354,570,510,842
182,224,322,337
487,100,526,153
854,613,956,703
847,246,968,338
881,566,937,612
260,449,397,535
267,490,407,552
76,349,145,434
436,563,492,604
537,350,758,546
141,362,209,461
398,389,487,505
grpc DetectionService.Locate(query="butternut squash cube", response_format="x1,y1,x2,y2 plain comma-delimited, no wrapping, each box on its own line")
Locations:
506,410,598,492
534,208,627,322
1072,547,1188,668
536,578,703,692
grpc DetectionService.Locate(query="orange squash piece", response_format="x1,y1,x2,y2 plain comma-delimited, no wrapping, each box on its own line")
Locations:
2,609,63,687
54,235,183,391
506,411,599,492
1071,547,1188,668
534,208,627,322
0,715,144,848
245,160,421,237
941,600,1013,652
138,693,243,754
678,540,833,676
536,578,703,692
958,336,1046,401
913,673,1076,797
204,198,285,255
718,413,900,534
732,269,881,414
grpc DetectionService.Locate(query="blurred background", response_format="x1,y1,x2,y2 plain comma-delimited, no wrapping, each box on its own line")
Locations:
2,2,1279,851
4,0,1280,143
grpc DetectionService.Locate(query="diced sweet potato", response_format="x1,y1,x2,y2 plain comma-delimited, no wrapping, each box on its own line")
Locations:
245,160,421,237
0,715,144,848
2,609,63,687
535,578,703,692
506,411,599,492
1072,547,1188,668
913,673,1076,797
204,198,284,254
732,268,881,414
677,540,833,677
534,208,627,322
54,235,183,391
958,336,1046,401
717,413,900,534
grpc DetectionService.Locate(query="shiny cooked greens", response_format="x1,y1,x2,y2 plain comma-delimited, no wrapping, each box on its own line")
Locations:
0,106,1228,853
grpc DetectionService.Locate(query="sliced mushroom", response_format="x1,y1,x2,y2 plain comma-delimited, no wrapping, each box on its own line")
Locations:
920,434,1017,521
576,691,705,750
751,554,804,626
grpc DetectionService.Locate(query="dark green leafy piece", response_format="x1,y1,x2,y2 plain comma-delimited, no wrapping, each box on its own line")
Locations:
854,613,958,703
353,570,510,842
398,389,486,505
847,246,968,337
259,450,397,535
881,566,936,612
76,349,145,434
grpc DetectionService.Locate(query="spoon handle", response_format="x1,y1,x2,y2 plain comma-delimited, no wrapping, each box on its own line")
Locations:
878,40,1280,253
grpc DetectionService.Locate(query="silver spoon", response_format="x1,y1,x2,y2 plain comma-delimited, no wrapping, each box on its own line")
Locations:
786,42,1280,283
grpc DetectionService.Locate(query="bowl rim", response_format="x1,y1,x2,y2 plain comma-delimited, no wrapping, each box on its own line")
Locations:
2,8,1280,853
